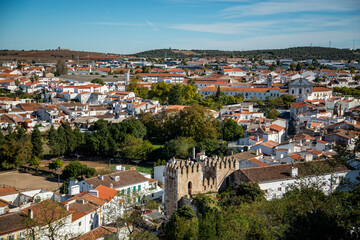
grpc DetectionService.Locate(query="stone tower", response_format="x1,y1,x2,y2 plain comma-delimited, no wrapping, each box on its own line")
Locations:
164,156,239,216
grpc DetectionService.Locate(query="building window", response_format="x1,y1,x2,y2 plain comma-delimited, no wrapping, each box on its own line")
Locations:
278,187,282,191
79,222,81,226
264,189,268,194
127,188,130,194
138,185,141,191
121,189,125,195
133,186,136,192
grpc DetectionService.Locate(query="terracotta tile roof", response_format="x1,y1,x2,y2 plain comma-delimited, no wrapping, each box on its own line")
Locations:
199,85,276,93
230,150,257,161
74,226,117,240
332,129,360,139
317,139,329,144
67,194,107,206
240,160,349,183
95,185,118,202
137,73,184,77
19,103,42,111
261,140,279,149
84,170,149,190
0,187,18,196
291,102,306,108
268,124,284,132
306,149,323,156
0,212,27,235
289,153,303,161
310,122,323,128
0,198,10,207
247,158,268,167
313,87,332,92
71,210,87,222
21,200,70,226
294,133,316,141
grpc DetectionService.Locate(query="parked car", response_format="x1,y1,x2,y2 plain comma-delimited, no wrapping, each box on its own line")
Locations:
143,209,152,214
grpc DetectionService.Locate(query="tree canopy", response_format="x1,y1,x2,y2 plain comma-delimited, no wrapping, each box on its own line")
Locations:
91,78,106,85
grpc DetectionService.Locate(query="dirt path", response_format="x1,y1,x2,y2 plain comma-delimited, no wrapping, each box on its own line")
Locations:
0,171,60,191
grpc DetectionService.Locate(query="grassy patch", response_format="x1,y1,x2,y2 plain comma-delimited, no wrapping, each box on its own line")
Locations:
109,164,153,175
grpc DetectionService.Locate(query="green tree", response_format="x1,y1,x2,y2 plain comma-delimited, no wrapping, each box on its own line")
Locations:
0,137,32,169
164,137,196,159
47,125,58,155
29,155,41,171
49,158,64,170
62,161,96,180
91,78,106,85
177,105,219,142
119,135,153,161
55,59,68,76
169,84,183,105
219,183,265,206
296,62,302,71
196,138,230,157
266,109,280,119
31,125,43,158
222,118,244,141
165,205,199,240
148,82,172,104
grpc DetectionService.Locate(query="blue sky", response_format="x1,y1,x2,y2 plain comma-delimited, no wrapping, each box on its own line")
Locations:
0,0,359,54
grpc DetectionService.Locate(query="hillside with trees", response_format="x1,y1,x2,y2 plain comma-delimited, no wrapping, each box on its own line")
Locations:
135,47,360,61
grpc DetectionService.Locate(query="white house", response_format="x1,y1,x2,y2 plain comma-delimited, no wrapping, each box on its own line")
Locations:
237,161,354,200
68,170,162,202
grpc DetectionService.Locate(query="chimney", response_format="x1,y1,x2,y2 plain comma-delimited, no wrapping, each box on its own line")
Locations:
65,204,69,211
192,147,196,160
98,175,104,180
110,183,113,188
114,176,120,182
290,167,298,178
28,209,33,219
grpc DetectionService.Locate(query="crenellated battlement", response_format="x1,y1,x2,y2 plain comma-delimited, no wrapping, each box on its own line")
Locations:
204,156,238,170
166,156,238,178
202,176,217,192
166,159,202,177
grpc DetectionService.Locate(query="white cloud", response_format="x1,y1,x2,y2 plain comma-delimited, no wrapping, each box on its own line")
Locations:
175,30,360,50
222,0,359,17
169,20,278,34
146,21,159,31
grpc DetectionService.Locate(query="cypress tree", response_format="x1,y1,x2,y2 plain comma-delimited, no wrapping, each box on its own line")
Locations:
31,125,43,158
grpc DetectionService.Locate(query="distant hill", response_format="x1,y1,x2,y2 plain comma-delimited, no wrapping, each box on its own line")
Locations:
0,49,125,63
135,47,360,61
1,47,358,63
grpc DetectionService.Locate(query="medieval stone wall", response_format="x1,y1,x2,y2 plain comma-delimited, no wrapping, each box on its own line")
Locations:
164,157,239,216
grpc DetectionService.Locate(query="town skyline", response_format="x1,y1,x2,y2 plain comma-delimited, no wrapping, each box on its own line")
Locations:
1,0,359,54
